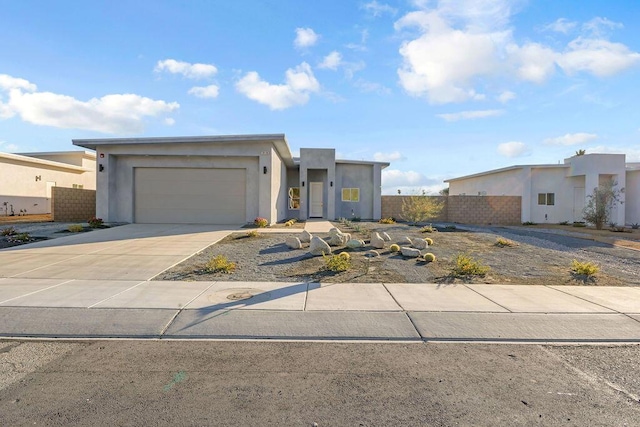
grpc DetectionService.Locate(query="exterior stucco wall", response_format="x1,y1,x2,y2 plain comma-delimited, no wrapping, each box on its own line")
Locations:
0,158,93,214
335,163,374,220
448,169,524,196
529,167,578,224
286,169,300,219
625,170,640,224
270,146,288,223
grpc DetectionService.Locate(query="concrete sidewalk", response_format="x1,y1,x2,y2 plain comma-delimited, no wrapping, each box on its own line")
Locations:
1,279,639,342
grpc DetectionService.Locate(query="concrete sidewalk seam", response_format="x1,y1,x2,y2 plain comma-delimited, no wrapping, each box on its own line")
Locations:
462,284,513,313
0,279,73,305
547,285,640,321
87,280,147,308
160,281,220,336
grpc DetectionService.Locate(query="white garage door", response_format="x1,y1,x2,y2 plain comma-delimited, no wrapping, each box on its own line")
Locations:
134,168,246,224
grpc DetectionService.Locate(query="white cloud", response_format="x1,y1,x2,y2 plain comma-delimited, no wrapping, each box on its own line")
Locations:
235,62,320,110
542,18,577,34
436,109,504,122
362,1,397,17
373,151,404,162
188,84,220,99
544,132,598,146
507,42,558,83
0,74,179,134
396,10,505,103
557,38,640,77
294,27,319,48
0,140,19,152
497,141,530,158
319,51,342,70
164,118,175,126
0,74,37,92
588,145,640,162
497,90,516,103
582,17,624,37
155,59,218,79
354,79,391,95
381,169,444,194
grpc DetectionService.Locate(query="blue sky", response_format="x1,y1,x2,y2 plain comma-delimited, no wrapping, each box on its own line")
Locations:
1,0,639,194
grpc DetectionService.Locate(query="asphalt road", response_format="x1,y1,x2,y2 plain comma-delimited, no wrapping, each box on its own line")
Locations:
1,340,639,426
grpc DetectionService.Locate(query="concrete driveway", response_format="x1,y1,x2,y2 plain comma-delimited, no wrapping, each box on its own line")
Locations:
0,224,237,281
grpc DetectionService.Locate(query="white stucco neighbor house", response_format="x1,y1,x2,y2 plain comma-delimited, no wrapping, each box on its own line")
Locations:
72,134,389,225
0,151,96,216
445,153,640,226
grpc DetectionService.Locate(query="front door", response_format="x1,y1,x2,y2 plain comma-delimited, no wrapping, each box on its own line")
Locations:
310,182,323,218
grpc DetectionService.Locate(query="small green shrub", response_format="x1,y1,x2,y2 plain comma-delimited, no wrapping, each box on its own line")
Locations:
1,226,17,236
68,224,84,233
88,217,103,228
254,217,268,228
352,224,363,233
379,217,396,224
631,223,639,229
571,260,599,276
246,230,259,238
8,232,31,243
389,244,400,253
451,253,490,277
420,224,436,233
284,219,296,227
425,237,434,246
352,216,361,222
495,237,516,247
205,255,236,274
522,221,537,226
423,253,436,262
323,253,351,272
573,222,586,228
558,221,570,225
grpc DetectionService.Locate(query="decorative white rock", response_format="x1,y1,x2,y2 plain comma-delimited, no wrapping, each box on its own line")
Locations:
309,236,332,256
285,236,302,249
412,238,428,249
400,247,421,257
300,230,312,243
398,236,413,245
370,232,385,249
366,250,380,257
382,232,391,241
346,239,365,249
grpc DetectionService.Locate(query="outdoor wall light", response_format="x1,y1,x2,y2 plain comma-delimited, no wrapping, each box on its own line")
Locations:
302,181,305,187
330,181,333,187
35,175,41,181
263,166,268,174
99,164,104,172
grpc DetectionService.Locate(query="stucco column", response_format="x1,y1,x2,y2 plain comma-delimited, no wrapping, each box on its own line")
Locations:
327,166,336,220
96,152,110,221
258,153,271,223
299,167,308,220
613,173,626,225
521,166,532,223
373,164,382,220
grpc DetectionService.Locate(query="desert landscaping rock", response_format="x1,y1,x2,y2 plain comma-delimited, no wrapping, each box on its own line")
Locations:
346,239,365,249
400,247,421,258
398,236,413,245
412,238,428,249
382,232,391,241
300,230,312,243
309,236,332,256
371,232,385,249
285,236,302,249
366,250,380,257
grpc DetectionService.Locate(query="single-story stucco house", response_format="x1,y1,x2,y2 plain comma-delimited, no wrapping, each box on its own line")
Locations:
0,150,96,216
445,153,640,226
72,134,389,225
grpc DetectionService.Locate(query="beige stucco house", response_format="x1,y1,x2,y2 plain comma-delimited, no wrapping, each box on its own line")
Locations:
445,153,640,226
73,134,389,225
0,151,96,216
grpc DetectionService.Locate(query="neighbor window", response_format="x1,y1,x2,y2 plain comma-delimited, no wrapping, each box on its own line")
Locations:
288,187,300,209
538,193,555,205
72,184,84,189
341,188,360,202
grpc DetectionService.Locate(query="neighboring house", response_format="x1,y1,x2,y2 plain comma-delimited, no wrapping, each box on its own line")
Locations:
445,153,640,226
0,151,96,216
72,134,389,225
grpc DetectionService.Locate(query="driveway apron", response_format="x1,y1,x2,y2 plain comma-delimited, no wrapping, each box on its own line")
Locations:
0,224,236,281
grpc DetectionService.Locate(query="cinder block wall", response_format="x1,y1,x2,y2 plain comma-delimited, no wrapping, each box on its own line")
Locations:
51,187,96,222
381,195,521,225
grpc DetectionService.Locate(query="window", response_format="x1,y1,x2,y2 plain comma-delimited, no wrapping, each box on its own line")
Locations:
288,187,300,209
72,184,84,189
538,193,555,205
341,188,360,202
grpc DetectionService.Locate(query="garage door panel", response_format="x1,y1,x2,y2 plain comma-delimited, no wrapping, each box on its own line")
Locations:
134,168,246,224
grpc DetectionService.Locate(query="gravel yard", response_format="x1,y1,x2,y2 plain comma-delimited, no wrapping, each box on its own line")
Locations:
158,222,640,286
